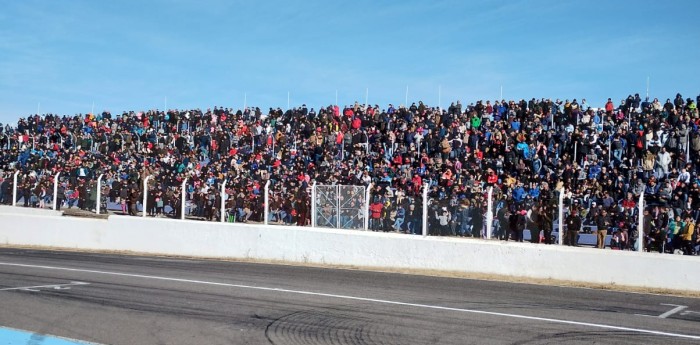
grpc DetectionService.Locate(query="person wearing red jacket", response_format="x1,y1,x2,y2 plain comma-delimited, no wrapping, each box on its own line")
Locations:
605,98,615,115
621,192,636,217
351,117,361,130
369,200,383,231
411,174,422,195
486,170,498,186
335,131,344,159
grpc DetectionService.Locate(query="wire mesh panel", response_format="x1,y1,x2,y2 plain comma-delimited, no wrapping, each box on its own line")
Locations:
314,184,366,229
338,185,366,230
315,185,339,228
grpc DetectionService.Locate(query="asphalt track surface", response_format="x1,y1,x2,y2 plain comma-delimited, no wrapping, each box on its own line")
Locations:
0,248,698,344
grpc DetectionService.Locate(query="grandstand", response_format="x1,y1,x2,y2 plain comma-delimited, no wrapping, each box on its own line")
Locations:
1,94,699,255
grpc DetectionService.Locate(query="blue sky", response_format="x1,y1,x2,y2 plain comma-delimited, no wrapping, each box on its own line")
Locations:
1,0,698,124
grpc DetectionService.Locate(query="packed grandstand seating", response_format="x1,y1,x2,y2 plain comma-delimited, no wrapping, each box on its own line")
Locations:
1,93,699,254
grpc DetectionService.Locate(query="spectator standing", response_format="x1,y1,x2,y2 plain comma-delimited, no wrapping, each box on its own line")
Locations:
515,209,527,242
435,206,451,236
565,208,582,246
538,204,553,244
594,209,611,249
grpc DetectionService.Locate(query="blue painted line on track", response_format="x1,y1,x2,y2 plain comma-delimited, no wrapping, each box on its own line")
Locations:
0,326,97,345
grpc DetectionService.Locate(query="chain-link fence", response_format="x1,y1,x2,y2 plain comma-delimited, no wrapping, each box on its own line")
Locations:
314,184,366,230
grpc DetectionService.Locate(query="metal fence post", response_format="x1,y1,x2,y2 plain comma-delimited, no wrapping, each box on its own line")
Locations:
551,112,554,129
558,188,564,245
311,181,317,228
637,191,644,252
264,180,270,225
422,183,428,237
364,183,372,231
52,172,61,210
96,174,104,214
12,170,20,207
336,185,341,228
142,175,152,218
181,178,187,220
486,186,493,239
220,179,227,223
365,131,370,155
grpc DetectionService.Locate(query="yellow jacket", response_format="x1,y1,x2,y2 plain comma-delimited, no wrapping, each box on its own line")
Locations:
681,222,695,241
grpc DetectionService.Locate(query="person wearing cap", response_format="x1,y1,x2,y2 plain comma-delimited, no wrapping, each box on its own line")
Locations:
565,207,582,246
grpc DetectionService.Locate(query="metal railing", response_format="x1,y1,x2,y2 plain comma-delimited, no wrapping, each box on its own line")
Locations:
2,168,651,252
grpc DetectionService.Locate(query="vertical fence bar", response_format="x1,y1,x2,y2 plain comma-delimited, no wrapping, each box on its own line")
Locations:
264,180,271,225
637,191,644,252
142,176,152,218
12,171,20,207
181,178,187,220
551,112,554,129
686,132,690,162
364,183,372,231
311,181,317,228
422,183,428,237
52,172,61,210
220,179,227,223
365,131,370,155
336,185,341,228
95,174,104,214
486,186,493,239
558,188,564,245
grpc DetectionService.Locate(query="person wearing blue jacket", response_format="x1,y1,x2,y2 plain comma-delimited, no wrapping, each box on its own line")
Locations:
512,184,525,203
392,204,406,232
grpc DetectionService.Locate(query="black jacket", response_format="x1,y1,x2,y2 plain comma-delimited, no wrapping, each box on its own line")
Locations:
566,214,582,232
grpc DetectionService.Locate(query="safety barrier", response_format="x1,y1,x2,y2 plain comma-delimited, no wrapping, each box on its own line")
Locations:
4,168,651,251
0,211,696,292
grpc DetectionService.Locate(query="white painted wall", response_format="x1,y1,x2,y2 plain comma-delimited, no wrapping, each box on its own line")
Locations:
0,205,63,217
0,213,698,292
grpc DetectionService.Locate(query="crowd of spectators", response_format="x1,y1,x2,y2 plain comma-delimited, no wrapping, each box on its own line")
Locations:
1,92,699,254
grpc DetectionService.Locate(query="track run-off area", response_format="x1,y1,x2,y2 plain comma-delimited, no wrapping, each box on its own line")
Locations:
0,248,698,344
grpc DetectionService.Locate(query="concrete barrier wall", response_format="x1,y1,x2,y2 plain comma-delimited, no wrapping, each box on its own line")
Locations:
0,205,63,217
1,213,698,292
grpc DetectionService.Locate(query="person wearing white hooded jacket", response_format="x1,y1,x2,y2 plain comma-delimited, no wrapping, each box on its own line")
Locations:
656,147,672,178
